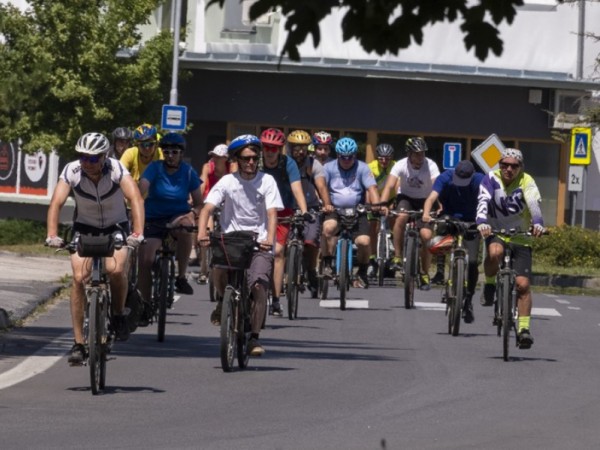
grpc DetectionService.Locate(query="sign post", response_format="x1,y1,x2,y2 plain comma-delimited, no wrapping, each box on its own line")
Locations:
569,127,592,226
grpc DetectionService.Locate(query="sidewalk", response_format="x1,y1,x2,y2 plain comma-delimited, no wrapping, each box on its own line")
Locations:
0,251,598,329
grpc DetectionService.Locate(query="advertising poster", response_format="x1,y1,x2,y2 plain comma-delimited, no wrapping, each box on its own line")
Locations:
0,141,19,193
19,150,49,196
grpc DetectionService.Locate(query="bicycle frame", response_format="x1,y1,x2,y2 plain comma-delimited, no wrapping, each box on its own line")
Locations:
401,210,423,310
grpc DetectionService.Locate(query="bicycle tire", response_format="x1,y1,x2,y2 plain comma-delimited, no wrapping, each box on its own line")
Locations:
339,240,349,311
220,287,237,372
500,273,512,361
286,245,299,320
237,296,250,369
208,247,217,302
88,289,102,395
450,257,465,337
157,258,169,342
319,276,329,300
403,235,417,310
98,291,109,390
377,228,386,287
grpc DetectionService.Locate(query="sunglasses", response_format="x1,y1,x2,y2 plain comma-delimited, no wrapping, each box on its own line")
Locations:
263,145,280,153
162,149,181,156
292,145,307,152
339,155,355,161
139,141,156,149
80,155,102,164
499,162,520,170
238,155,259,162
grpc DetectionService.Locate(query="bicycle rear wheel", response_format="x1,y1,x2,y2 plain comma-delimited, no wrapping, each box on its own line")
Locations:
499,273,512,361
220,287,237,372
403,235,417,310
286,245,300,320
339,240,349,311
449,258,465,336
157,259,169,342
237,297,251,369
87,290,104,395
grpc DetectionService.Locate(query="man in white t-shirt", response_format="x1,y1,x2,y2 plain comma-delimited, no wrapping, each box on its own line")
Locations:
197,135,283,356
380,137,440,290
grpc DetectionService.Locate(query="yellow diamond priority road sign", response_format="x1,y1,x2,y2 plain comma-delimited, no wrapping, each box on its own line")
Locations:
570,127,592,165
471,134,505,173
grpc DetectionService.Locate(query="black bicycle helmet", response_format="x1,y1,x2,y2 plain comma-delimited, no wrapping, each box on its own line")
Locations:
112,127,132,141
405,137,428,153
376,143,394,157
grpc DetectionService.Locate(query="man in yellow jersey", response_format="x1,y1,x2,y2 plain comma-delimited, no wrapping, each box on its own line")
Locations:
366,143,397,277
120,123,163,182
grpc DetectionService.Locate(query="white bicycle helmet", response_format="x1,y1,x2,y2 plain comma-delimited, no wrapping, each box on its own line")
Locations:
76,132,110,155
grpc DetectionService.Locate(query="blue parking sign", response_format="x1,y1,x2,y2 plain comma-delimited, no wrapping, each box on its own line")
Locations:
443,143,462,169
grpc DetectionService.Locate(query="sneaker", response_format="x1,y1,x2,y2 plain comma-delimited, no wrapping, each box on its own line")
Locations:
462,296,474,324
321,264,333,280
196,273,208,285
367,259,378,278
137,301,153,327
390,256,403,272
307,270,319,299
480,283,495,306
175,277,194,295
271,300,283,317
68,343,86,366
248,338,265,356
113,315,130,341
419,273,431,291
517,329,534,349
431,271,445,285
210,302,222,326
353,271,369,289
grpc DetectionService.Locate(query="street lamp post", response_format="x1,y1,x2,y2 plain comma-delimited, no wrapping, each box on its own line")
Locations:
169,0,182,105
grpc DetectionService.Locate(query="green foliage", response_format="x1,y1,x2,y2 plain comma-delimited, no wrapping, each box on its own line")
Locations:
532,225,600,269
207,0,525,62
0,0,186,157
0,219,47,245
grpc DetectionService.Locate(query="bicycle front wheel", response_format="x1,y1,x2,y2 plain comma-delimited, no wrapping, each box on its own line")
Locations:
499,273,513,361
237,296,250,369
157,259,169,342
220,287,237,372
286,245,300,320
449,257,465,337
87,290,104,395
377,230,386,287
403,235,417,310
339,240,349,311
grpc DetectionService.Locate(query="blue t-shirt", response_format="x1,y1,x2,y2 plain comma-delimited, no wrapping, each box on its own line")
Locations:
261,154,301,209
142,161,201,220
324,160,376,208
433,169,484,221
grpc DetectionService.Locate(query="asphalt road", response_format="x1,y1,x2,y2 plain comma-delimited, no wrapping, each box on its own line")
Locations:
1,278,599,449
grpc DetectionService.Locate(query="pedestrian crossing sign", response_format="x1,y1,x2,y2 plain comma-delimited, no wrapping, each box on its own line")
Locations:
570,127,592,165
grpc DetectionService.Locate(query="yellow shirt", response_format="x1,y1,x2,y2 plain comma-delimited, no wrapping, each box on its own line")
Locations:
120,146,164,182
368,159,395,194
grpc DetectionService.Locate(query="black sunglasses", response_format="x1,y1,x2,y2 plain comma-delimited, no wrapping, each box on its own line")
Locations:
139,141,156,149
162,148,181,156
238,155,259,162
499,162,520,170
80,154,102,163
339,155,355,161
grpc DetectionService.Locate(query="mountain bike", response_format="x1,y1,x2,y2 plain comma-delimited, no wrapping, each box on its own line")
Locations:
281,211,306,320
432,217,478,336
375,212,395,287
210,231,258,372
151,223,198,342
63,231,125,395
401,209,424,310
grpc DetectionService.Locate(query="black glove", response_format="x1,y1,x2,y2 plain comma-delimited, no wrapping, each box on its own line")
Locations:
302,212,315,224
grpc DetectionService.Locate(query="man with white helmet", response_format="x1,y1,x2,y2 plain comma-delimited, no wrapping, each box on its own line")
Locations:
46,132,145,365
477,148,545,349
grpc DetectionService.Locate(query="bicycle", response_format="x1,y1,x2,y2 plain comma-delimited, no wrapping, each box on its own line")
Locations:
400,209,424,310
432,217,478,336
206,207,222,303
151,222,198,342
62,231,126,395
209,231,259,372
281,211,307,320
375,212,395,287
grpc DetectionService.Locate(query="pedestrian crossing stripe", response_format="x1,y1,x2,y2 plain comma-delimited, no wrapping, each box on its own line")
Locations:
320,300,369,309
413,302,561,317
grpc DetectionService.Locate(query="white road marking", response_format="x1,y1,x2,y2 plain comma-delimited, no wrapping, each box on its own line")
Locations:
415,302,446,311
546,294,558,298
320,300,369,309
413,302,562,317
0,333,69,390
568,306,581,311
555,299,570,304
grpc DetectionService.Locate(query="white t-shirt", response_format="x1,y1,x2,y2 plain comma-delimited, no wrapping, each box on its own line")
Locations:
389,157,440,199
205,172,283,241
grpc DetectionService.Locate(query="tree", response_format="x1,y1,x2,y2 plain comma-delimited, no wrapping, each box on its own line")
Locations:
0,0,177,156
208,0,528,62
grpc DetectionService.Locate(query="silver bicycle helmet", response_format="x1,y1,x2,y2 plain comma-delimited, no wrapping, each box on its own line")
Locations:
76,132,110,155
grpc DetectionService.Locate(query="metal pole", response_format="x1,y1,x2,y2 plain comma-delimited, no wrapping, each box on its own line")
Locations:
582,166,587,228
169,0,182,105
571,192,577,226
576,0,585,79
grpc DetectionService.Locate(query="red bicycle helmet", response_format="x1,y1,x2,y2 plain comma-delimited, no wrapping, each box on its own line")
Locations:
260,128,286,147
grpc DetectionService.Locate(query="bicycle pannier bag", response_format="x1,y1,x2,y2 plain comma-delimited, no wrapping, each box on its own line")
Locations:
210,231,256,269
76,233,115,258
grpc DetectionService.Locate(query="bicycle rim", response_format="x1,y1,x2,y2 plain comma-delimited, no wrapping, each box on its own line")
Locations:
98,292,108,389
157,259,169,342
286,245,299,320
87,290,101,395
339,240,348,310
404,236,417,309
451,258,465,336
237,297,250,369
220,288,237,372
501,274,512,361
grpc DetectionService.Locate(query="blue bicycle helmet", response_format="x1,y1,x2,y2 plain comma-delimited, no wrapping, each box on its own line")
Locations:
133,123,158,142
159,132,186,151
335,137,358,156
228,134,262,157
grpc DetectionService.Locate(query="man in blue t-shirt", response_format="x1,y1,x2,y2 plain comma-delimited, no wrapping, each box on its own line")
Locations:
422,160,483,323
321,137,387,289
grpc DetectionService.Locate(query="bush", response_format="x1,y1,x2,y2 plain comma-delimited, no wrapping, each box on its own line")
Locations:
0,219,49,245
532,225,600,269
